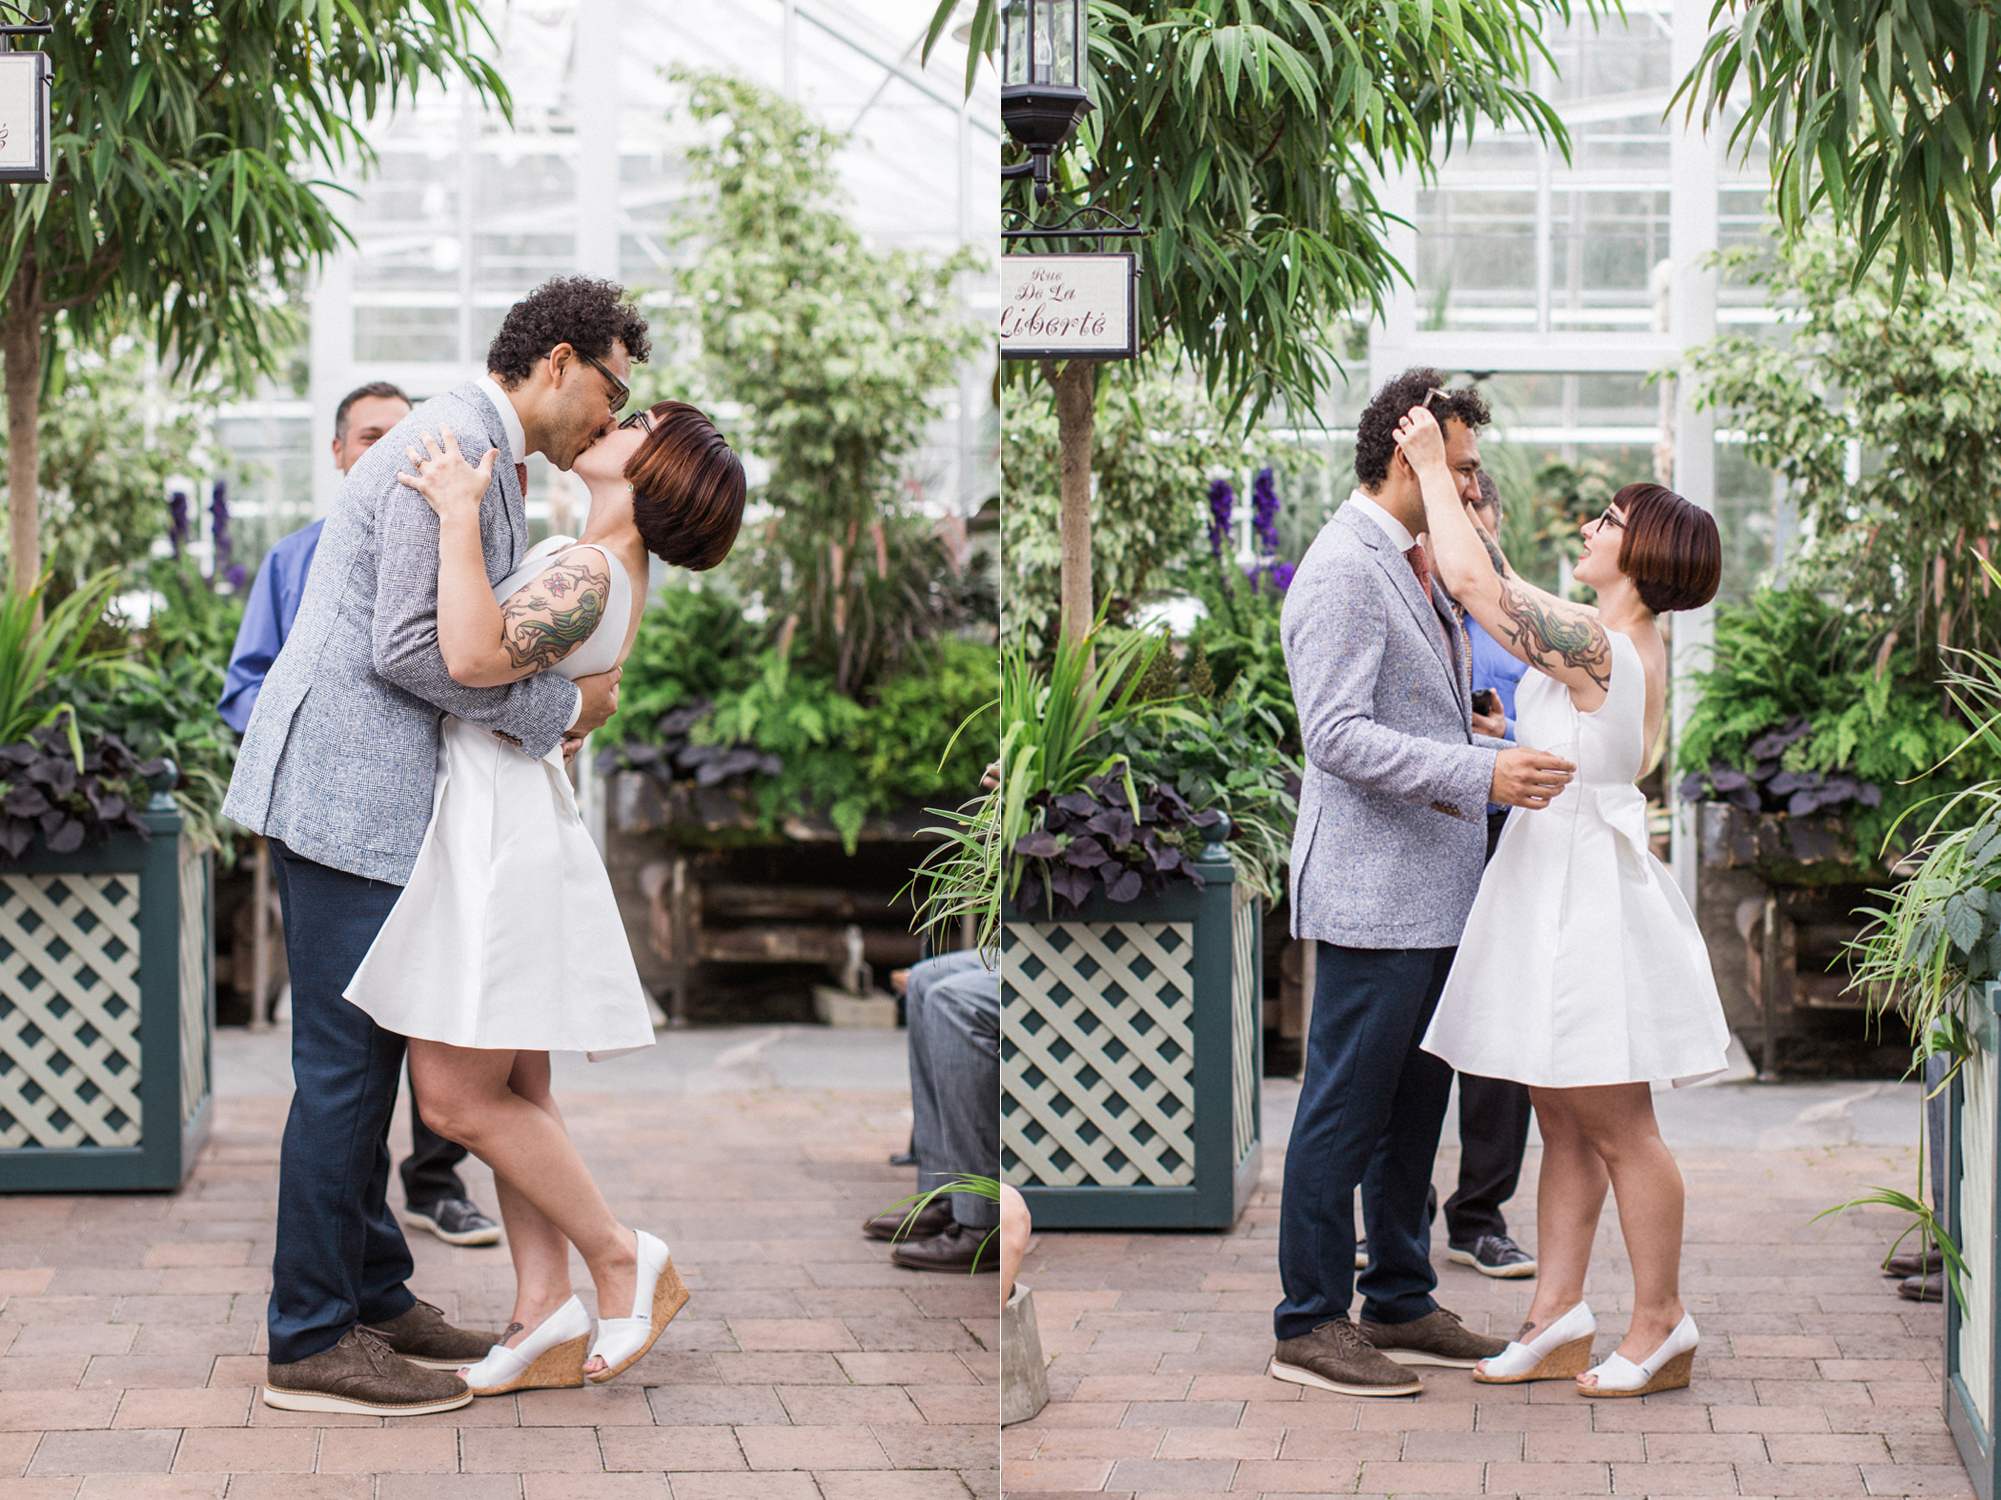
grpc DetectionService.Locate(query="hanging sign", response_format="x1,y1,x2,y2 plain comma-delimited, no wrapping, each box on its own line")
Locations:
0,51,50,185
1000,253,1137,360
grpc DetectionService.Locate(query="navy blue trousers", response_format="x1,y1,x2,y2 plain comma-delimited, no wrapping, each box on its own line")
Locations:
266,840,418,1364
1275,943,1457,1339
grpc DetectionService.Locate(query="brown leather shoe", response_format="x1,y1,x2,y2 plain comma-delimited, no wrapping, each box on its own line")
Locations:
1271,1318,1423,1397
363,1299,497,1371
263,1326,472,1416
1360,1305,1509,1368
890,1221,998,1272
863,1196,955,1242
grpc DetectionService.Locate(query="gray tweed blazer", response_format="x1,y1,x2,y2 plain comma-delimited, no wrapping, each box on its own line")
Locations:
1282,502,1501,949
221,382,581,885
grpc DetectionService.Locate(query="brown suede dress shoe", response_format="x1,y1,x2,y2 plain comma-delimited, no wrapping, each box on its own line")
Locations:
363,1299,498,1371
263,1326,472,1416
863,1196,955,1243
1360,1306,1509,1368
1272,1318,1423,1397
890,1221,998,1272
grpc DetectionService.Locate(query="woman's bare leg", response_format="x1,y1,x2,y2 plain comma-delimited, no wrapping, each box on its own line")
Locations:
1560,1082,1687,1374
407,1040,637,1354
1512,1088,1609,1341
481,1053,587,1345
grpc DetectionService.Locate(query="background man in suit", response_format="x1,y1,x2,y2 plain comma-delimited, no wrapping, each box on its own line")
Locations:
1270,369,1574,1398
222,277,642,1417
221,381,504,1254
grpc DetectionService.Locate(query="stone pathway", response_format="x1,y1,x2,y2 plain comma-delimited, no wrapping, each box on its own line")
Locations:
1005,1078,1963,1499
0,1030,997,1499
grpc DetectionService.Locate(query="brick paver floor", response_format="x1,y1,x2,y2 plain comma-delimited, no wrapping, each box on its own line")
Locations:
0,1066,998,1498
1005,1079,1962,1500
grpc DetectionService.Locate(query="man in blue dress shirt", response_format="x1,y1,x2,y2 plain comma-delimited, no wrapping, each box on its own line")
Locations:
220,381,501,1249
1440,469,1537,1279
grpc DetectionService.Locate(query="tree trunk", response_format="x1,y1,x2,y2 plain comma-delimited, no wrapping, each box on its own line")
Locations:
4,256,40,607
1050,358,1096,645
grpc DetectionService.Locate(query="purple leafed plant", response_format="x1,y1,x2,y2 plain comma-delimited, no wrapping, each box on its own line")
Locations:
0,722,162,861
1011,767,1226,918
1207,477,1235,559
1676,716,1880,818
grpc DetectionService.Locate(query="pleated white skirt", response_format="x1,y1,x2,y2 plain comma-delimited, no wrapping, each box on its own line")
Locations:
344,715,655,1060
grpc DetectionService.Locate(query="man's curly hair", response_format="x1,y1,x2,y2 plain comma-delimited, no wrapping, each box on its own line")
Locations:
1354,367,1491,490
486,276,651,388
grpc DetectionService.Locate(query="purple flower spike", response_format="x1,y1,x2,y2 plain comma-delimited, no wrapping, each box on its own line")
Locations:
209,479,232,578
1252,466,1281,554
1207,477,1236,559
167,489,189,557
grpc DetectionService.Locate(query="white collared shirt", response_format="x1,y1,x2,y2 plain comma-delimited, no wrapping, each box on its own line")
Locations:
474,372,527,467
1344,488,1418,554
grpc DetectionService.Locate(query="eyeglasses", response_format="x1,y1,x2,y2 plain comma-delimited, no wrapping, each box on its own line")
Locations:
1596,505,1626,531
617,407,653,433
1423,386,1451,409
573,349,629,415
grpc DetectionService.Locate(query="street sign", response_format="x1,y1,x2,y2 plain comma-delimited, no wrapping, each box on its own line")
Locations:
1000,252,1137,360
0,50,50,185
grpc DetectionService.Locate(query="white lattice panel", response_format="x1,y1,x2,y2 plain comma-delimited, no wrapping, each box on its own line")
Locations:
178,845,209,1127
0,873,145,1148
1231,887,1258,1166
1002,920,1195,1187
1964,1041,1995,1428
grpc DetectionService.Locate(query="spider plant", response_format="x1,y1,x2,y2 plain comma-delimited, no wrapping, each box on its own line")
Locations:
906,623,1167,955
875,1175,1001,1274
0,569,125,765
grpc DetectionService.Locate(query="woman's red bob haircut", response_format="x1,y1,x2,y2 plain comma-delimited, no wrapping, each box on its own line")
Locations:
624,401,746,571
1614,481,1720,614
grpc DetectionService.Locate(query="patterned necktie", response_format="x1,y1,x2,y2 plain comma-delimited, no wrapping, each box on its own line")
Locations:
1406,543,1458,661
515,462,528,498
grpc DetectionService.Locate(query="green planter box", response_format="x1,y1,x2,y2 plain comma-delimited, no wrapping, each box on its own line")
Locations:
0,795,213,1192
1001,837,1262,1231
1948,981,2001,1497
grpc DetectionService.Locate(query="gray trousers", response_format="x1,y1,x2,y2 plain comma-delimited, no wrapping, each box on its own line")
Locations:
907,949,999,1230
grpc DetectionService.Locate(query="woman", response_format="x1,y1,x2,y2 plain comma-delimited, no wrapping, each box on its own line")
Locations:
344,402,745,1395
1392,403,1727,1398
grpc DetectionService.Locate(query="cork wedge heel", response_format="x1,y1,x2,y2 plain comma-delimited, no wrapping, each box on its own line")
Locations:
1579,1313,1699,1398
458,1296,591,1396
1471,1302,1597,1385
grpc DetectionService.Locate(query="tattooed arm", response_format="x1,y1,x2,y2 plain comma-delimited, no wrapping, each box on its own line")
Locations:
398,425,608,687
1392,404,1612,705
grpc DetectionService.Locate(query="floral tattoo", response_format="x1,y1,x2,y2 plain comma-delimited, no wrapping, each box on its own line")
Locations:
1495,579,1611,691
498,558,608,672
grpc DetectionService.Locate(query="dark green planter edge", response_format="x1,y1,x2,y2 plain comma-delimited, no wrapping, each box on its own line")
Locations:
1007,850,1263,1232
1946,980,2000,1500
0,808,213,1193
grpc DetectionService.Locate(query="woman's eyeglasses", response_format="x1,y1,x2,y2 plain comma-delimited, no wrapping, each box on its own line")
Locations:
1596,505,1626,531
617,408,653,433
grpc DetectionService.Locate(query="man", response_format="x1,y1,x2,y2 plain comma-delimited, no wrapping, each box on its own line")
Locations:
1438,469,1538,1279
863,951,1000,1272
1271,368,1575,1398
220,381,504,1253
222,276,644,1417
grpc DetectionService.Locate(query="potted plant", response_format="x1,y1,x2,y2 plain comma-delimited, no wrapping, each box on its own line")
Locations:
0,573,215,1190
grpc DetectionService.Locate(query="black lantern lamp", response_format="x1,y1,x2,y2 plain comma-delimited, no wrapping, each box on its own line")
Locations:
1001,0,1091,205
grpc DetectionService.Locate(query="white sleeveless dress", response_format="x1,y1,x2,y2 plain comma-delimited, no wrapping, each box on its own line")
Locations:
1422,630,1729,1088
344,537,656,1060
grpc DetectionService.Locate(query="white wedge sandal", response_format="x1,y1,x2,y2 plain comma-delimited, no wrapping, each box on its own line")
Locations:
1471,1301,1596,1384
586,1229,690,1385
457,1296,591,1396
1578,1313,1699,1397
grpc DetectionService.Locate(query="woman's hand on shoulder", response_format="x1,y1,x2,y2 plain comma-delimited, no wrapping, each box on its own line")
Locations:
396,425,494,525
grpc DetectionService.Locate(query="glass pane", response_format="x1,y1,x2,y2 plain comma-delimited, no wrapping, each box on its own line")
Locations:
1003,0,1029,86
355,306,458,363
